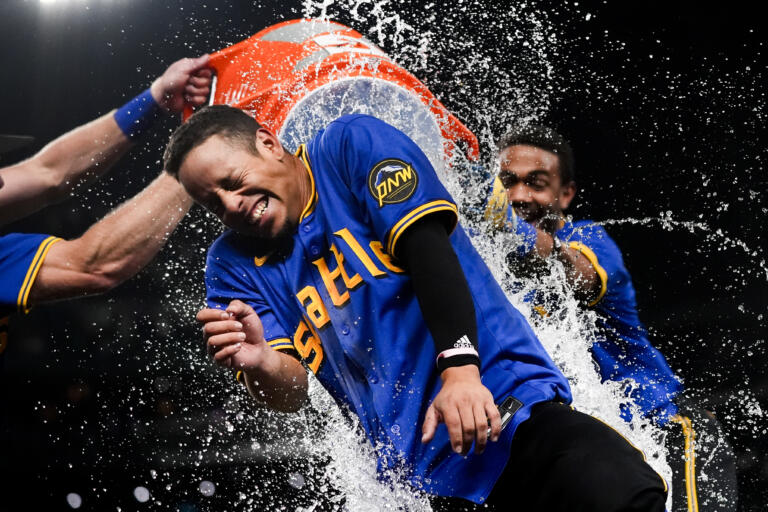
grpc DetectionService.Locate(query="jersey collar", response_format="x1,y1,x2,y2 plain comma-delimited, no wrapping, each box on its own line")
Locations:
296,144,318,222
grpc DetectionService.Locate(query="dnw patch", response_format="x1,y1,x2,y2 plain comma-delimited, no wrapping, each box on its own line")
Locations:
367,158,419,207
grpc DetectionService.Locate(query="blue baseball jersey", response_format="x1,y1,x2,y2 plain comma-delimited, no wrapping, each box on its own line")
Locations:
554,220,683,421
205,114,571,503
0,233,61,361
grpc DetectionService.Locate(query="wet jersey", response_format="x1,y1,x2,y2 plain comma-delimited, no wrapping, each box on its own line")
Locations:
205,114,571,503
554,220,683,421
0,233,61,363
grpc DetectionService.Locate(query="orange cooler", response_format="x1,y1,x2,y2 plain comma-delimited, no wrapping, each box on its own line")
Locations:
192,18,479,170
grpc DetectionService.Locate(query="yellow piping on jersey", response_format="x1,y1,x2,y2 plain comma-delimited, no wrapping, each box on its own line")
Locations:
296,145,318,221
268,337,295,351
234,337,295,385
567,241,608,307
387,200,458,256
17,236,62,314
670,414,699,512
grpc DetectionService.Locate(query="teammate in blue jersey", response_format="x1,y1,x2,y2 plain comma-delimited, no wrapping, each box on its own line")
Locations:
0,55,212,367
164,105,667,510
487,124,738,511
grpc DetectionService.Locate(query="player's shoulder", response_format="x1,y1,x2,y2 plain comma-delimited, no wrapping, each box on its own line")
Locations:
559,219,625,259
559,219,614,245
319,114,398,143
207,230,270,270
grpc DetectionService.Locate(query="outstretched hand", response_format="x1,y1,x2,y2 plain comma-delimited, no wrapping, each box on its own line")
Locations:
421,365,502,455
197,299,269,370
151,55,212,113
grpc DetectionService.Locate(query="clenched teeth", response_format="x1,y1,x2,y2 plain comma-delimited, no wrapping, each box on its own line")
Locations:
251,198,268,223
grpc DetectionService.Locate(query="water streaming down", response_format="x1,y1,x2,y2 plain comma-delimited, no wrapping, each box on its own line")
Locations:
182,8,674,512
223,1,762,509
8,1,762,509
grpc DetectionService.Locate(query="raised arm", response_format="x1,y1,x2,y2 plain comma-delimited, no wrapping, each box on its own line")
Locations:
0,55,211,226
28,172,192,303
199,300,308,413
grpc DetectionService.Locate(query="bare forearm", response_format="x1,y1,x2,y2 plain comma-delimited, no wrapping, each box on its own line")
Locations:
29,172,192,303
242,350,308,412
0,113,131,224
76,173,192,282
532,229,599,299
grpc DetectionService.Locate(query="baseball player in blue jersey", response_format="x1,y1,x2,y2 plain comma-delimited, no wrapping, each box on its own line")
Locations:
0,56,212,368
165,105,667,510
487,124,738,511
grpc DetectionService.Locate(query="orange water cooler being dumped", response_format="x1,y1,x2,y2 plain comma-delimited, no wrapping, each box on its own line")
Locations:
187,18,479,171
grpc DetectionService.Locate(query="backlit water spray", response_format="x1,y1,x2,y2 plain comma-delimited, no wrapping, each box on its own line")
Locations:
99,1,763,510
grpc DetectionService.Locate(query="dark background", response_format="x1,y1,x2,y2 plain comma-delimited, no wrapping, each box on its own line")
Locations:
0,0,765,510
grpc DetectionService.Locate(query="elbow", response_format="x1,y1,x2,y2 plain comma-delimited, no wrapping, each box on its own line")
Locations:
80,261,136,295
33,160,74,204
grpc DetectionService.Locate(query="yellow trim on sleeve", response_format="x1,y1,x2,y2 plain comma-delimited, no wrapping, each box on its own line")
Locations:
234,337,295,386
484,176,511,230
267,337,295,351
17,236,62,314
670,414,699,512
567,241,608,307
386,200,458,256
296,145,318,222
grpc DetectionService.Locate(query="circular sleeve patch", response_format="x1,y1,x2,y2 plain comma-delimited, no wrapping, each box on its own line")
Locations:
367,159,419,208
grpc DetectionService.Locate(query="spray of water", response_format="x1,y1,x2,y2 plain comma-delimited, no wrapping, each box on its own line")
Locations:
55,0,763,509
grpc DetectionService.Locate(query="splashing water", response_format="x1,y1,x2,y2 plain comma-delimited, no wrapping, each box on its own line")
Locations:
38,0,762,509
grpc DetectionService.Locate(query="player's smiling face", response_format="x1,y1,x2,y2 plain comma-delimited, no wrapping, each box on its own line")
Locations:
177,132,308,238
498,144,575,228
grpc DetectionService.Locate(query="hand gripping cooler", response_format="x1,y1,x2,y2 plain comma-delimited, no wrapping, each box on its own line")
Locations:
186,18,479,171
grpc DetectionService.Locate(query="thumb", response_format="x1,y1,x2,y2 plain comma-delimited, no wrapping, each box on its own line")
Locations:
421,404,439,444
187,54,211,72
241,308,264,342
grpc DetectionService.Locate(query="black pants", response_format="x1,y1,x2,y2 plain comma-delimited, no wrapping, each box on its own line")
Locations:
430,402,667,511
666,400,738,512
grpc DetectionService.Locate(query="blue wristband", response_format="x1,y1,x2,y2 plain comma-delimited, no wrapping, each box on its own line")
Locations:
511,213,538,257
113,88,161,139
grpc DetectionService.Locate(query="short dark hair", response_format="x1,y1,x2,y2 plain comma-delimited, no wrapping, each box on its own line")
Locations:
163,105,262,177
497,125,575,185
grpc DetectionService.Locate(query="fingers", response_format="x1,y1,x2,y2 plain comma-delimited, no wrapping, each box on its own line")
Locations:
486,401,502,443
443,405,466,454
212,342,241,366
206,329,245,347
226,299,254,319
421,405,439,444
189,75,211,87
183,54,210,73
473,403,489,454
196,307,230,323
185,84,210,96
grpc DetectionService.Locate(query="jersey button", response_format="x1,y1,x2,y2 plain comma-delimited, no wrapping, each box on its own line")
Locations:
303,223,312,232
310,245,320,256
341,324,350,335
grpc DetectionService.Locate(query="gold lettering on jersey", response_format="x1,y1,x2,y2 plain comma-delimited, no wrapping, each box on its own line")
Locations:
296,285,331,328
313,243,363,306
334,228,386,277
293,319,323,373
369,241,404,273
